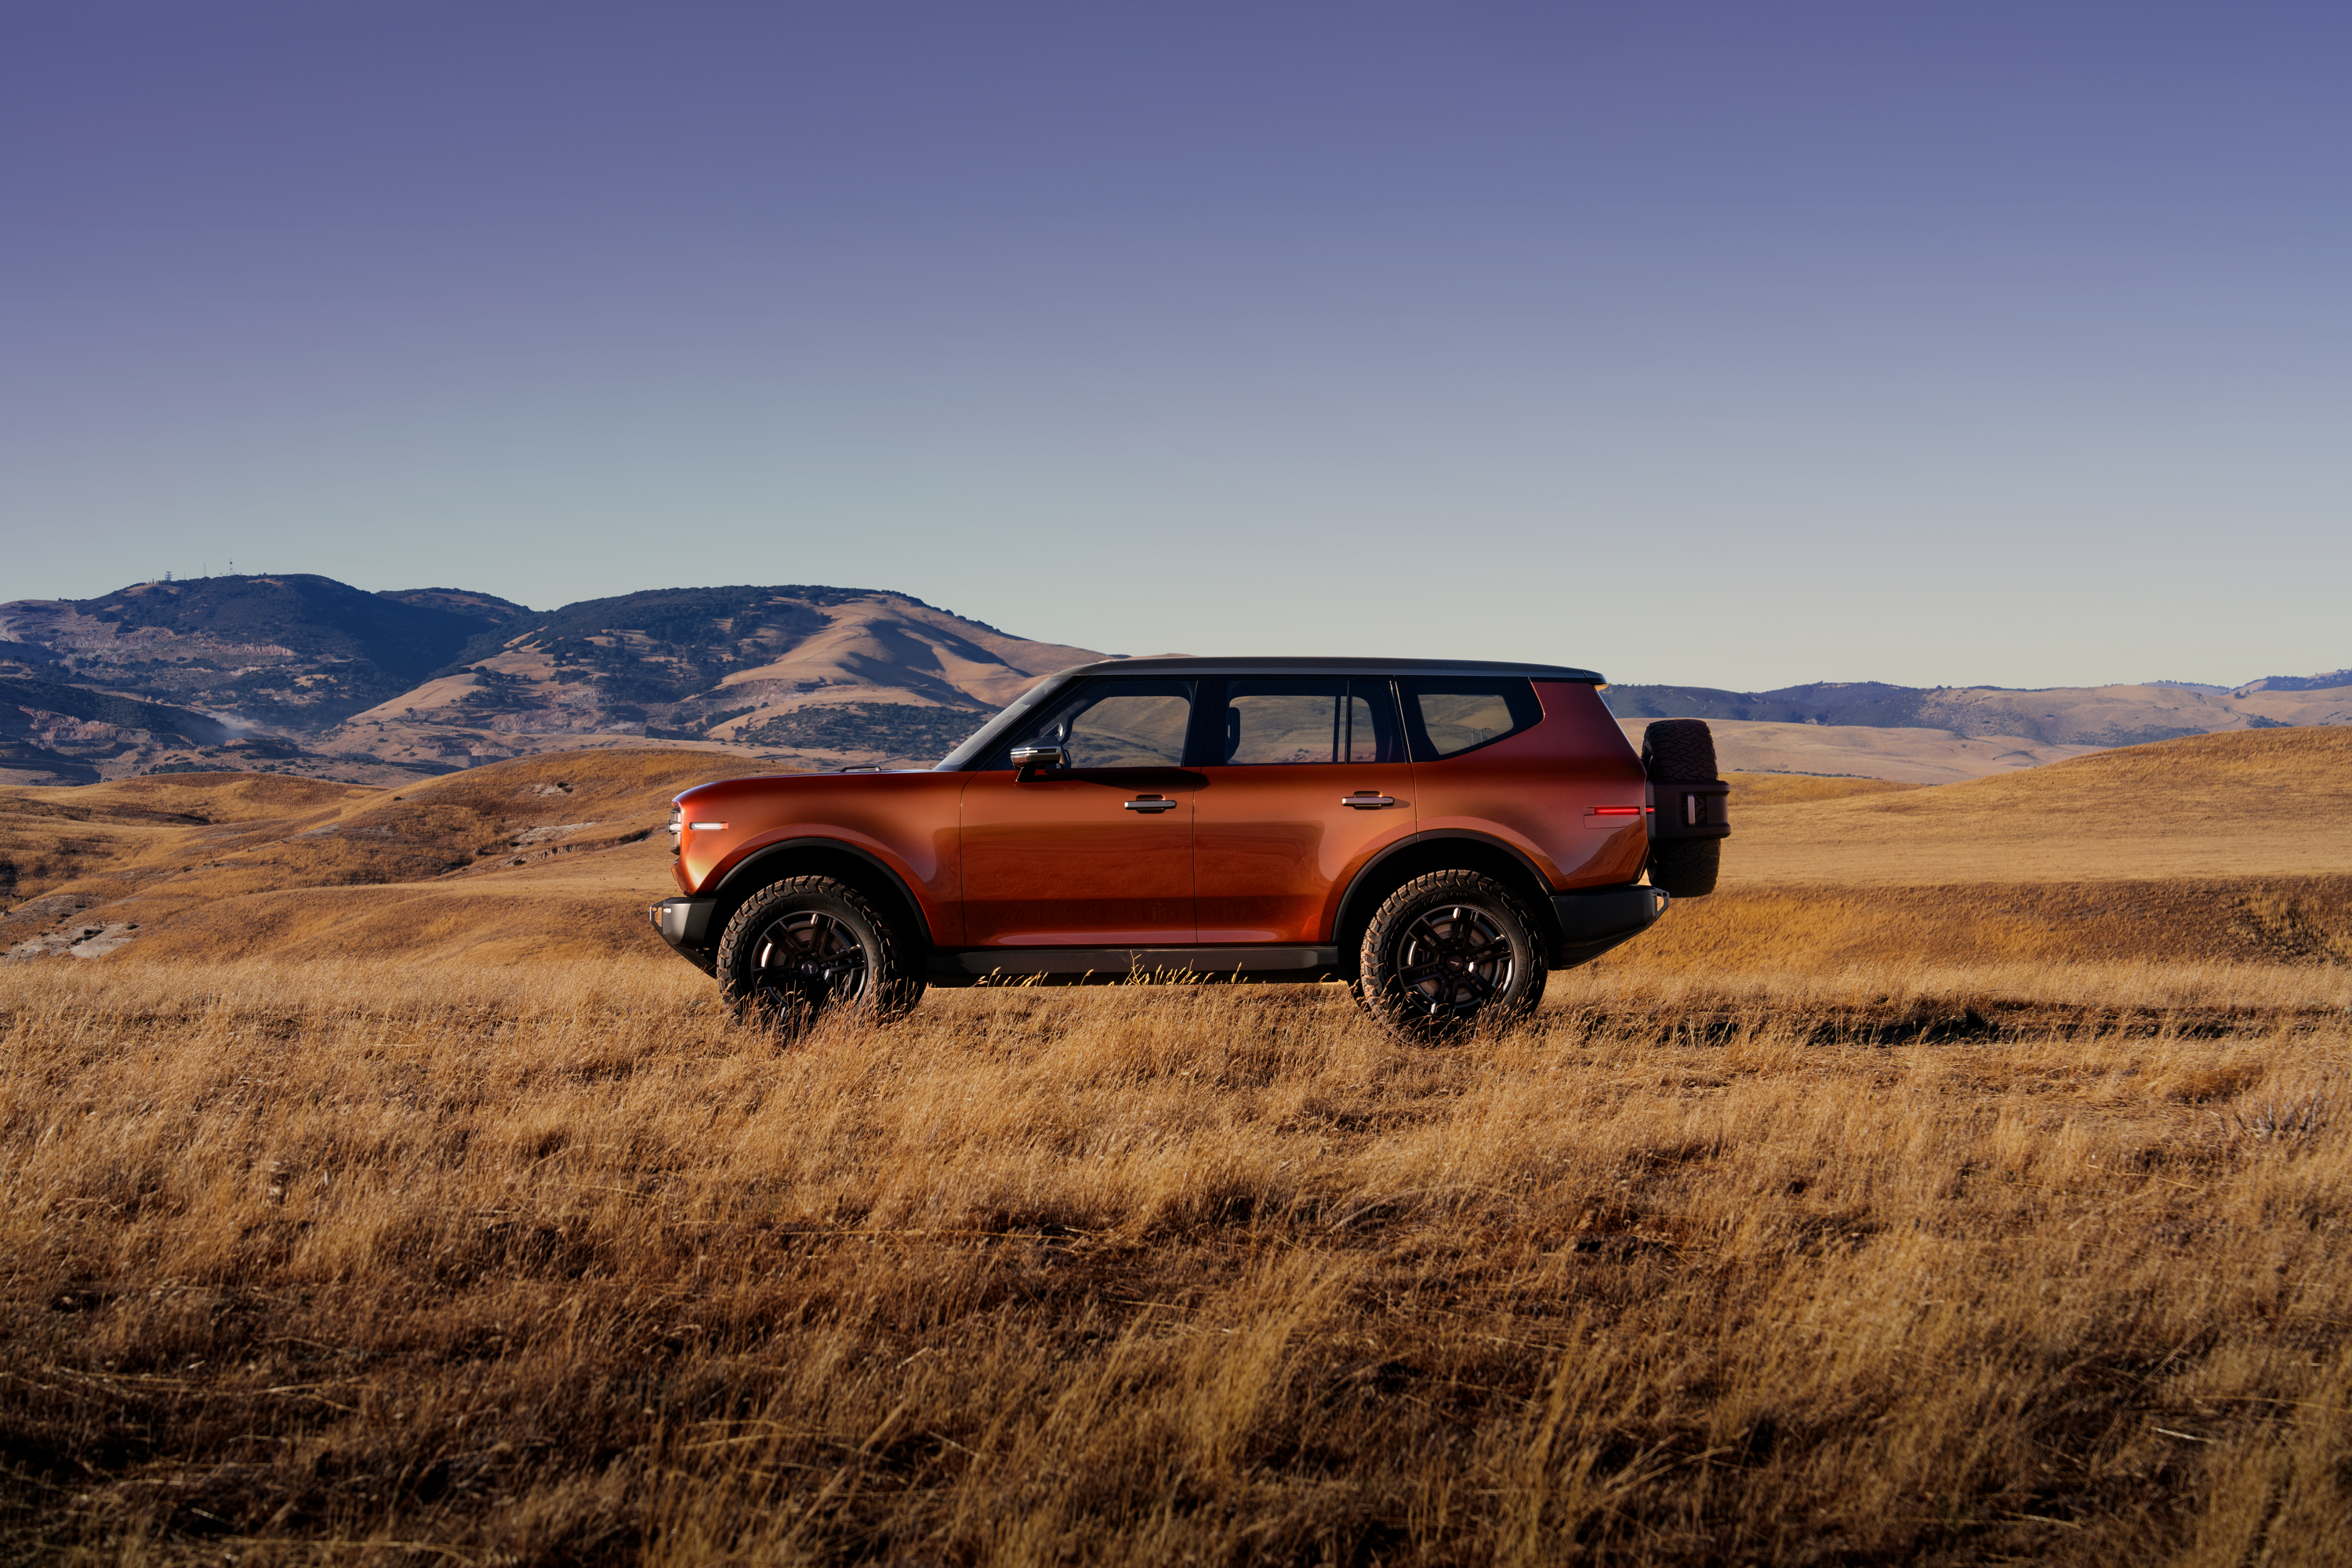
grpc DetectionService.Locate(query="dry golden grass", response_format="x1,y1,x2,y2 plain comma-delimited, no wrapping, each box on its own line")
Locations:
4,727,2347,973
1627,874,2352,971
6,957,2351,1564
1622,720,2105,785
2,751,773,964
1722,727,2352,885
1721,773,1923,808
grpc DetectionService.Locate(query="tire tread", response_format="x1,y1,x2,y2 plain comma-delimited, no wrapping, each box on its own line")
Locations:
714,875,923,1036
1357,869,1548,1043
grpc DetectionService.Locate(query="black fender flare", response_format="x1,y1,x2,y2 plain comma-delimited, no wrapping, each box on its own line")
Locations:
712,837,939,949
1330,830,1560,966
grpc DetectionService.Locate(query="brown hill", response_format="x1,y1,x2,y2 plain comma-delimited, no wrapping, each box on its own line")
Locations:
1,750,771,965
1715,724,2352,885
0,580,1112,783
319,590,1108,776
1613,728,2352,973
1618,717,2107,784
5,727,2347,975
1614,678,2352,783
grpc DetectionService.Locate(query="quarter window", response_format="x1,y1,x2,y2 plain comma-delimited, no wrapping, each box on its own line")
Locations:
1402,677,1542,760
1217,679,1404,765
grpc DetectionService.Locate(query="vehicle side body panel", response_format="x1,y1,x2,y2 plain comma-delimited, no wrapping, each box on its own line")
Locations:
673,772,966,944
1406,680,1648,892
958,766,1200,945
1192,760,1419,943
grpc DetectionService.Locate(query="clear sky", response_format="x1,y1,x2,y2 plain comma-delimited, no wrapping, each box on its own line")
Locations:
5,1,2346,690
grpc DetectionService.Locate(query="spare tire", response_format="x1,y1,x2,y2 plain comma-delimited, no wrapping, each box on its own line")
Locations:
1642,720,1724,898
1647,837,1720,898
1640,718,1718,782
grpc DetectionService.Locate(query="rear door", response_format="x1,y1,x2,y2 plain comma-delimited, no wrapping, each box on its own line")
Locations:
1193,677,1416,943
958,678,1200,946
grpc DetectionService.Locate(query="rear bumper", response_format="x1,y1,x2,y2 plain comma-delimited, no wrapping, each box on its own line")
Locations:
1549,884,1670,968
648,896,720,974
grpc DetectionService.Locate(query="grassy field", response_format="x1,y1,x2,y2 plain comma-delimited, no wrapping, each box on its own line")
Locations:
5,956,2350,1564
5,730,2351,1561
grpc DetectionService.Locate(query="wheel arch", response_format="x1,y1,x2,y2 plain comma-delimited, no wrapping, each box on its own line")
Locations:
711,839,938,951
1331,831,1561,973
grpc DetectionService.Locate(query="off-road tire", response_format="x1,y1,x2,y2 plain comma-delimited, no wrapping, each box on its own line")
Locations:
1646,837,1720,898
1640,718,1719,782
1357,871,1548,1043
1641,719,1723,898
715,876,923,1040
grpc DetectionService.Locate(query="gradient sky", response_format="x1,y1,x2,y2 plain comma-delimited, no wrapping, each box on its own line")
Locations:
5,1,2347,690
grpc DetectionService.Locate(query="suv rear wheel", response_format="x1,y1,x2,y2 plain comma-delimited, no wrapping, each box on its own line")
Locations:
716,876,922,1040
1357,870,1548,1042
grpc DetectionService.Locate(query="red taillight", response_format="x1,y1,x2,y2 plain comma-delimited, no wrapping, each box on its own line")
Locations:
1585,806,1645,816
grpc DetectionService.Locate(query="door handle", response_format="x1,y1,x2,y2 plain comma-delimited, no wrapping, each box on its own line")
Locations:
1123,797,1180,813
1340,793,1396,809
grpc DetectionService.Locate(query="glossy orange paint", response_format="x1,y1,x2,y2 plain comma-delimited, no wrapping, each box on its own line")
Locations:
958,766,1199,946
1408,680,1650,891
1192,760,1418,942
671,772,966,942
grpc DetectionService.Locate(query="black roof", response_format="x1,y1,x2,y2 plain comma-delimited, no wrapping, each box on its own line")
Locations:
1053,656,1606,683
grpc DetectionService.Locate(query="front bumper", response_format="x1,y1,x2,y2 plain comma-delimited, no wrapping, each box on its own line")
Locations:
648,896,720,973
1548,884,1670,968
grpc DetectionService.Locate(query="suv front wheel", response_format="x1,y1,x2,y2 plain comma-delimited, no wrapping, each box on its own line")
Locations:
1357,870,1547,1042
716,876,922,1040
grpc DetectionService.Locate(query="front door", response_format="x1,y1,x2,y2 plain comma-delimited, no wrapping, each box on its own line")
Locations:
959,678,1200,946
1194,677,1416,944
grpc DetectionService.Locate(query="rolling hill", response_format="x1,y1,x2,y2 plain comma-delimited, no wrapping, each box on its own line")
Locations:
0,750,760,965
3,572,2346,786
1623,727,2352,972
0,676,229,786
0,578,1110,783
3,727,2346,973
1607,677,2352,782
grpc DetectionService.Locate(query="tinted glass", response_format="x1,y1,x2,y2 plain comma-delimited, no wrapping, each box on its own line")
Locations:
937,673,1069,769
999,679,1196,768
1218,678,1403,765
1403,677,1542,760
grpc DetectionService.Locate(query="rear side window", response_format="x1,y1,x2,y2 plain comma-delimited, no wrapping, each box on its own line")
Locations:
1402,677,1543,760
1216,678,1405,765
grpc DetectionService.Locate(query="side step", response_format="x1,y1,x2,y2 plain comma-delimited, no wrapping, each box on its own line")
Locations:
928,946,1344,985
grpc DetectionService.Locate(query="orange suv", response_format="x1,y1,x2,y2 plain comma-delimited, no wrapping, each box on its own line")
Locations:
649,659,1729,1041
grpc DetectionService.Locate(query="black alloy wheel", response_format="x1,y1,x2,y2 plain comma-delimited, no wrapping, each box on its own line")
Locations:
754,909,868,1008
1396,902,1513,1012
714,875,921,1040
1358,870,1547,1043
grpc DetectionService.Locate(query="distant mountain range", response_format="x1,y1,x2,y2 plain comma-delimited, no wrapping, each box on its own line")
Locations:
0,573,2345,786
1600,678,2346,750
0,575,1104,785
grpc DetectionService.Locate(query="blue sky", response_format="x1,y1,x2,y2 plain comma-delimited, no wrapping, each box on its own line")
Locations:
4,1,2346,689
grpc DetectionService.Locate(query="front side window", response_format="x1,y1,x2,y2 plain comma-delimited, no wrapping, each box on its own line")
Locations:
1402,677,1542,760
995,679,1196,768
1217,678,1404,765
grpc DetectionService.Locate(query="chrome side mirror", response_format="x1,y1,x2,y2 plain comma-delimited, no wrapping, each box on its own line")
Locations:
1010,744,1067,778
